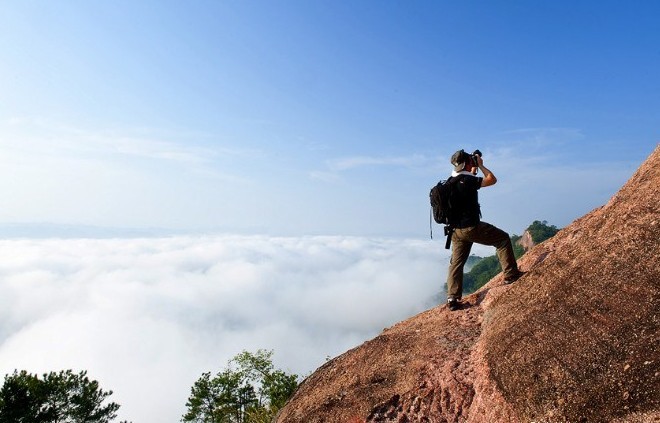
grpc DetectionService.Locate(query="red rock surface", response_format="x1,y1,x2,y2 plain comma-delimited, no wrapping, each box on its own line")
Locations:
276,146,660,423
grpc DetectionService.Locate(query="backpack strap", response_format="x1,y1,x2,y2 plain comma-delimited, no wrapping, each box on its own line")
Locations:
444,175,460,249
430,208,433,239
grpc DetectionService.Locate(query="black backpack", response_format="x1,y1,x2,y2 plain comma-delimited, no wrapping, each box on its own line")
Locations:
429,176,460,247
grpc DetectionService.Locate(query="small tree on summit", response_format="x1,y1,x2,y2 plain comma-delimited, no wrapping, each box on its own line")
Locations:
526,220,559,243
183,350,298,423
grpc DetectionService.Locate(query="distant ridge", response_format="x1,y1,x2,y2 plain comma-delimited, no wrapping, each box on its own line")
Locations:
275,145,660,423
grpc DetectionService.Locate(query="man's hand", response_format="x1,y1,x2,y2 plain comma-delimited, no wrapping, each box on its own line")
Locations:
478,156,497,187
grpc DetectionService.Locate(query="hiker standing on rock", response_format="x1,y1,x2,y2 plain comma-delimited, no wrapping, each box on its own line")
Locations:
444,149,523,311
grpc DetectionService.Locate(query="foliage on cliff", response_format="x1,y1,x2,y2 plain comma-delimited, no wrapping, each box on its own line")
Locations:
526,220,559,243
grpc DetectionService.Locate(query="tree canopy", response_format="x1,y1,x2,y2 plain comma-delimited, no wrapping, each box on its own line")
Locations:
526,220,559,243
0,370,124,423
183,350,298,423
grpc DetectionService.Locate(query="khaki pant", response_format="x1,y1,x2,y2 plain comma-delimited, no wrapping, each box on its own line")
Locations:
446,221,519,300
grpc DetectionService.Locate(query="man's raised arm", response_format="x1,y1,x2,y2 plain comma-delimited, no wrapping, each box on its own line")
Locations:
477,155,497,187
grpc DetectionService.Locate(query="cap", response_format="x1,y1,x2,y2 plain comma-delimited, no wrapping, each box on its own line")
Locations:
451,149,468,172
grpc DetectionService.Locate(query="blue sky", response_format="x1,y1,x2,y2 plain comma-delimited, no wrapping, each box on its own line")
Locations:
1,1,658,237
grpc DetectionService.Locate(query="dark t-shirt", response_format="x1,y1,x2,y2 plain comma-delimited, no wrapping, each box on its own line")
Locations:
453,173,482,228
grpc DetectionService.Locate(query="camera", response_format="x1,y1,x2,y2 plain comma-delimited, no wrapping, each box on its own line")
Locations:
469,149,482,167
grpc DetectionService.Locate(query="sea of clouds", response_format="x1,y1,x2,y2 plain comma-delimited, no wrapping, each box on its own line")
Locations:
0,234,475,422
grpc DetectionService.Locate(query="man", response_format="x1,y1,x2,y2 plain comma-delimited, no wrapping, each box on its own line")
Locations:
446,149,523,311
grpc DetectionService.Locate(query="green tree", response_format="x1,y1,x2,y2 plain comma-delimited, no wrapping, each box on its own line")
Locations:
526,220,559,243
183,350,298,423
0,370,124,423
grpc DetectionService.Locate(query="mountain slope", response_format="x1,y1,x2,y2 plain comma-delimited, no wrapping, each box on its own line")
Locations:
481,145,659,422
276,145,659,423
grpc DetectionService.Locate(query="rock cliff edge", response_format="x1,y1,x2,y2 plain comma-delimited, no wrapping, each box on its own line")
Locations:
276,146,660,423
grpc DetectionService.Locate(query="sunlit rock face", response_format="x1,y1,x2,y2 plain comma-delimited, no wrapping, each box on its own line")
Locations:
276,146,660,423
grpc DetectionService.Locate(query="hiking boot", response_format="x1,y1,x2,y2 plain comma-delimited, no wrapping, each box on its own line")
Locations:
447,298,462,311
504,271,525,285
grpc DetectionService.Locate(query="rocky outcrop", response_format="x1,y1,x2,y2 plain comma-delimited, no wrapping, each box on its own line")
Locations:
516,230,535,252
276,146,660,423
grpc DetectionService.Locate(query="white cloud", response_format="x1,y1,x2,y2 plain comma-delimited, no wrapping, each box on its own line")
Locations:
310,153,433,185
0,235,449,423
501,127,584,145
327,154,428,171
1,117,260,167
0,119,263,229
309,170,342,183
